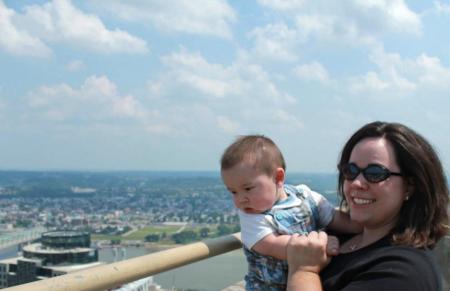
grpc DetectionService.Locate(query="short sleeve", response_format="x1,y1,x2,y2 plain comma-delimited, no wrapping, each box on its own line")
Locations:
295,184,335,228
239,211,275,249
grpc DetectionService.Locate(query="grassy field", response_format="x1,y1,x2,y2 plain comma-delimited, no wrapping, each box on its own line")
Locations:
91,234,124,241
90,223,239,244
92,224,199,241
124,225,180,240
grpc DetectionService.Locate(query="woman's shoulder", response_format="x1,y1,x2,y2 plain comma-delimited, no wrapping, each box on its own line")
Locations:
357,237,437,266
371,239,435,258
322,240,441,290
369,244,440,288
375,242,438,269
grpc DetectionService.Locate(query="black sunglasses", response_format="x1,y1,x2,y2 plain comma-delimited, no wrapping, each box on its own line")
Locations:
339,163,402,183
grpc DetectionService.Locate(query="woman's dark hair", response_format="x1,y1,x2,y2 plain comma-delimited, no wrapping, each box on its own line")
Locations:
338,121,449,248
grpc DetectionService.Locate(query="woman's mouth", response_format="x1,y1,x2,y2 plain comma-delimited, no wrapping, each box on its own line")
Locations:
349,192,376,205
352,197,375,205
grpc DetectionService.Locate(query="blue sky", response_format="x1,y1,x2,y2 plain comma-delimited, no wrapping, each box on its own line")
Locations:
0,0,449,173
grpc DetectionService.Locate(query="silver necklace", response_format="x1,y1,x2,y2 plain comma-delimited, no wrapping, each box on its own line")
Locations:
348,242,359,251
347,235,362,251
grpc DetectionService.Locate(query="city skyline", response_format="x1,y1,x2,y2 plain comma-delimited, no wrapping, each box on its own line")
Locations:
1,0,449,173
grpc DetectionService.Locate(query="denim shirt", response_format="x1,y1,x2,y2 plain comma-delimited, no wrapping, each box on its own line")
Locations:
243,184,321,291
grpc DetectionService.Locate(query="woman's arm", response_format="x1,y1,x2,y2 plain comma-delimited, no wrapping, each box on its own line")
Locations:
253,233,340,260
286,231,331,291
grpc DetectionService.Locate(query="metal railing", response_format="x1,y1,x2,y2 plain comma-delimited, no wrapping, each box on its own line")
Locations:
3,233,242,291
3,233,449,291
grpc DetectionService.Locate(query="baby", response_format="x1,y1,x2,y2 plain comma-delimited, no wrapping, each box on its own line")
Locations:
221,135,360,290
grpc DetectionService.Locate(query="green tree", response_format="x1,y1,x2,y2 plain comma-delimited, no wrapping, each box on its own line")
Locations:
15,219,32,228
145,234,160,242
217,224,232,236
111,239,121,245
171,230,198,244
200,227,210,238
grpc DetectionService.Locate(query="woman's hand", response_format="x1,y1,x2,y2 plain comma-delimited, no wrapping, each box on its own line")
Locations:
286,231,331,290
287,231,331,274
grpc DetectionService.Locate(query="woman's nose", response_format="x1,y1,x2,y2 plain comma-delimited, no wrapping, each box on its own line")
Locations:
350,174,369,188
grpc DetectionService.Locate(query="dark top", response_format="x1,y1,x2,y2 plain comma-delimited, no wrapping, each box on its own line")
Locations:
320,236,442,291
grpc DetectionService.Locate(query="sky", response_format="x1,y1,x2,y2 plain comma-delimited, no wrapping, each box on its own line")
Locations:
0,0,449,173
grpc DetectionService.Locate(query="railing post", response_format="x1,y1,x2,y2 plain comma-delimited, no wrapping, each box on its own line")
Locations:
3,233,242,291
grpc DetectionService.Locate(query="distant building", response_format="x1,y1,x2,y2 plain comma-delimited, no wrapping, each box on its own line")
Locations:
0,230,103,288
0,224,13,231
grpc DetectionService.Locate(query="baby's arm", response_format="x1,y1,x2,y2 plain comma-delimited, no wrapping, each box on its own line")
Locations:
252,233,291,260
327,209,362,234
252,233,340,260
299,184,361,235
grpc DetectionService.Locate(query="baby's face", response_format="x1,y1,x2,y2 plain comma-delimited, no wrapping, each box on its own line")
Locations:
222,162,278,214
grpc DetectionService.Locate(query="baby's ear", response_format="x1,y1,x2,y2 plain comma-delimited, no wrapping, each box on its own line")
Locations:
275,167,285,186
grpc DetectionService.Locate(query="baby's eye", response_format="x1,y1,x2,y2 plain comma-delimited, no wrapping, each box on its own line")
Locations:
229,191,237,195
244,187,253,192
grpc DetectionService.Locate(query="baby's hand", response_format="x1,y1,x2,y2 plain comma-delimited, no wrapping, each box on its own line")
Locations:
326,235,339,256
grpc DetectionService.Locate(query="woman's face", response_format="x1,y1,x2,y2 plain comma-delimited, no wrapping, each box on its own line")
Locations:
343,137,409,231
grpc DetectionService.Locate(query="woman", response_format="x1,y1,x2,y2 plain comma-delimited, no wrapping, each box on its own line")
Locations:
286,121,449,290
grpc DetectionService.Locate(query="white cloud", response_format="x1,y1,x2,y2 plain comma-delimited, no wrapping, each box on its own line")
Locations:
146,81,164,98
0,0,51,57
160,49,295,105
152,49,306,134
91,0,237,39
161,50,236,98
350,71,389,93
217,116,240,134
112,95,146,118
274,110,304,130
9,0,148,55
258,0,421,48
81,75,118,99
370,49,450,90
349,49,417,96
65,60,85,72
257,0,305,11
346,1,421,35
433,1,450,15
145,124,172,135
26,75,146,121
415,54,450,87
294,62,330,82
349,48,450,97
295,14,377,46
22,76,187,136
392,3,422,31
248,23,299,61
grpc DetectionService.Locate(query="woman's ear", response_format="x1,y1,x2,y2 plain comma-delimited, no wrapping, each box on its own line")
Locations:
405,178,414,200
275,167,285,187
